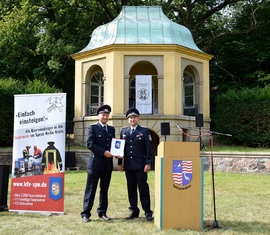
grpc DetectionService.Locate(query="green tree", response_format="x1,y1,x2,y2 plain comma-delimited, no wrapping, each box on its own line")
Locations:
209,1,270,93
209,1,270,140
0,0,264,102
0,0,269,147
0,0,109,119
0,78,61,146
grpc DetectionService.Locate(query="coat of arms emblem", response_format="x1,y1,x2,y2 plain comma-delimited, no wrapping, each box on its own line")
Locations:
172,160,192,186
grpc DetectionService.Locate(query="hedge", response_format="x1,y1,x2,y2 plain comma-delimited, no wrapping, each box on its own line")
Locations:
212,86,270,147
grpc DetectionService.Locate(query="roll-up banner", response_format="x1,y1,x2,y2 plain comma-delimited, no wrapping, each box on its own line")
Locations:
135,75,152,114
9,93,66,214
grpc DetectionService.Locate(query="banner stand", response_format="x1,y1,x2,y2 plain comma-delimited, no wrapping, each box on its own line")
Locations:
9,93,66,214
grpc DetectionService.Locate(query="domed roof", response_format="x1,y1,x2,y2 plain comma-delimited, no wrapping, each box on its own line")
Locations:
80,6,202,53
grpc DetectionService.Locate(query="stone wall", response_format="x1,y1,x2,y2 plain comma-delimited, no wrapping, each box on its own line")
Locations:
202,152,270,174
0,150,12,166
58,151,270,173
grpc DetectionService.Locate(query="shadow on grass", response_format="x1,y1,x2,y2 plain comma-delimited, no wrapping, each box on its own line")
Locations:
203,220,270,234
85,216,153,222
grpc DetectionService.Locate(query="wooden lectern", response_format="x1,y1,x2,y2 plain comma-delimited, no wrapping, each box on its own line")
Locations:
154,142,204,230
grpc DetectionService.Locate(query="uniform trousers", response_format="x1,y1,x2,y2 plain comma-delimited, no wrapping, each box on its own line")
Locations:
81,170,112,218
125,170,152,216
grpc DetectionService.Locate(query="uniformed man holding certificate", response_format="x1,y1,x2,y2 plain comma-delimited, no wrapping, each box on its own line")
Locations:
118,108,154,221
81,105,115,223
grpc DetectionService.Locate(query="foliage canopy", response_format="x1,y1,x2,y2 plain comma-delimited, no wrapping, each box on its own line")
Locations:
0,0,269,147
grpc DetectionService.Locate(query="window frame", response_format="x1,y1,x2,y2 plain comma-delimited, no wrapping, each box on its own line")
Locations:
88,71,104,116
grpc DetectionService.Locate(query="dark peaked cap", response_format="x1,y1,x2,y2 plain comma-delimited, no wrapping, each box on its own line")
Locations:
126,108,140,118
97,105,111,115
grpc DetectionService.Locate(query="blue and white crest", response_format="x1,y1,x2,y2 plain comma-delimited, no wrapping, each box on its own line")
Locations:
172,160,192,186
115,140,121,149
49,177,63,201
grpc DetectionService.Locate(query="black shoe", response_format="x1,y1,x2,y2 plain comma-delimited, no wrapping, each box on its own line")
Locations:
125,213,139,220
145,213,153,221
99,214,111,221
82,217,90,223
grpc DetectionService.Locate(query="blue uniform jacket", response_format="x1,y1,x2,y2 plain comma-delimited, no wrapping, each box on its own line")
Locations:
86,123,115,173
118,125,153,170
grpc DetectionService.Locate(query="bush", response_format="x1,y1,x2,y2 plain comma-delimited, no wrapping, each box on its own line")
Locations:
0,78,61,146
212,86,270,147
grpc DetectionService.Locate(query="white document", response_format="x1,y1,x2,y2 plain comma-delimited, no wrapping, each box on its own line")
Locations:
110,138,125,157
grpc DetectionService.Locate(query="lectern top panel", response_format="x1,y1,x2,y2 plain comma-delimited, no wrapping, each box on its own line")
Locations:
158,142,200,158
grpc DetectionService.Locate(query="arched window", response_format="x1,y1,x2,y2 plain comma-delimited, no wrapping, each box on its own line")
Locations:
183,72,197,116
87,71,104,115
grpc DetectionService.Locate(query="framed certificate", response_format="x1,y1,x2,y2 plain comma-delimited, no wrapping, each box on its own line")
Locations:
110,138,125,157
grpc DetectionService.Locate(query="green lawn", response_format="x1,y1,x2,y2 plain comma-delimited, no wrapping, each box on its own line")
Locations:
209,144,270,152
0,170,269,235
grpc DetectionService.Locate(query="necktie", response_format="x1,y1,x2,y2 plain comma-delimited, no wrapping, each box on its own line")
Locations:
103,125,107,132
130,128,135,135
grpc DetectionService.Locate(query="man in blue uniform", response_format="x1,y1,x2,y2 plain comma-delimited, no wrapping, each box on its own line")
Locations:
81,105,115,223
118,108,154,221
